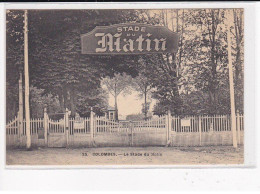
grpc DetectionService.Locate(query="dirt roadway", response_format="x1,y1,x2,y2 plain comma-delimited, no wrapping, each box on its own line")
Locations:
6,146,244,166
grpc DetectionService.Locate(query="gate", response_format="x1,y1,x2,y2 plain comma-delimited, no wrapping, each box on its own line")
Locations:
131,116,167,146
94,117,131,147
45,109,168,148
93,116,167,147
47,117,66,147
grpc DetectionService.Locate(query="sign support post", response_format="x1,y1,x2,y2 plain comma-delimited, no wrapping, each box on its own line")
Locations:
18,72,23,146
24,10,31,150
227,9,237,148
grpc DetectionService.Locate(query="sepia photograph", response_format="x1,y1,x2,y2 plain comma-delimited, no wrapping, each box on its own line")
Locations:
5,8,245,166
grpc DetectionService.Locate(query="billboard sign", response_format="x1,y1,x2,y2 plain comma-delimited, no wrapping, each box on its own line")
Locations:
81,23,179,55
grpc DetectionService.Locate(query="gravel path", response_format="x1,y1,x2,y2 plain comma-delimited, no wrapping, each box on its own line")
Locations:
6,146,244,166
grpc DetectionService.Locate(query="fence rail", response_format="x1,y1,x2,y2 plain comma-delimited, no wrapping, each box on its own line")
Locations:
6,116,18,135
171,114,244,133
132,115,166,131
48,118,64,133
95,116,125,133
6,114,245,135
6,117,44,136
6,113,244,147
69,117,91,134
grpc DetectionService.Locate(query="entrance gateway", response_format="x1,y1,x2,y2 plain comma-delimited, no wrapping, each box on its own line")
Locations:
41,23,179,148
45,23,178,148
6,23,180,148
46,110,169,148
93,116,167,147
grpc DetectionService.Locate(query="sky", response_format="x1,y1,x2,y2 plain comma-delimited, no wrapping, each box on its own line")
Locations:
108,91,156,119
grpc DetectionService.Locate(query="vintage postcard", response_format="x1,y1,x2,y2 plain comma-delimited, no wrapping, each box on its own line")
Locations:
5,7,245,166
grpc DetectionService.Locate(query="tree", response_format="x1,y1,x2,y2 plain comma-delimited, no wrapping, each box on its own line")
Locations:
182,9,230,114
6,9,244,120
126,113,145,121
102,73,133,120
132,74,152,119
6,9,142,119
232,9,244,113
136,10,183,115
74,88,108,117
27,10,144,116
141,102,151,118
147,9,244,115
6,10,24,121
130,57,152,119
28,10,110,116
29,87,62,119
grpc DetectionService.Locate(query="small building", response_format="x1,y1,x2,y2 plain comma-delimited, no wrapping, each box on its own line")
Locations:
105,106,116,120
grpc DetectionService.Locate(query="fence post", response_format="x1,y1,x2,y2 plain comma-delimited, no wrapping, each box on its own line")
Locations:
198,116,202,146
236,110,241,145
130,121,133,147
43,107,48,147
90,107,94,146
65,108,69,147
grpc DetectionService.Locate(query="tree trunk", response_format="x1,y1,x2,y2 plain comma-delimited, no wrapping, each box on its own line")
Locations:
69,89,76,117
171,53,182,114
11,102,16,120
208,10,218,114
115,95,118,121
178,9,184,73
58,90,65,112
113,82,119,120
63,89,68,110
144,88,147,119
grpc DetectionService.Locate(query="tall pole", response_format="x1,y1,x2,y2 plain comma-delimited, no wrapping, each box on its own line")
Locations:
18,72,23,144
144,90,147,120
90,107,94,145
226,9,237,148
24,10,31,149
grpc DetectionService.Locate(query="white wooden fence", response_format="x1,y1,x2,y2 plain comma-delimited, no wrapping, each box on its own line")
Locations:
6,116,45,147
6,117,44,136
169,114,244,146
69,117,90,134
171,114,244,132
6,116,18,135
132,116,166,131
6,111,244,148
49,118,65,133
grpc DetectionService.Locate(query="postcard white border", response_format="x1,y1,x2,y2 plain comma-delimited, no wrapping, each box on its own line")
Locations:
0,2,259,190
